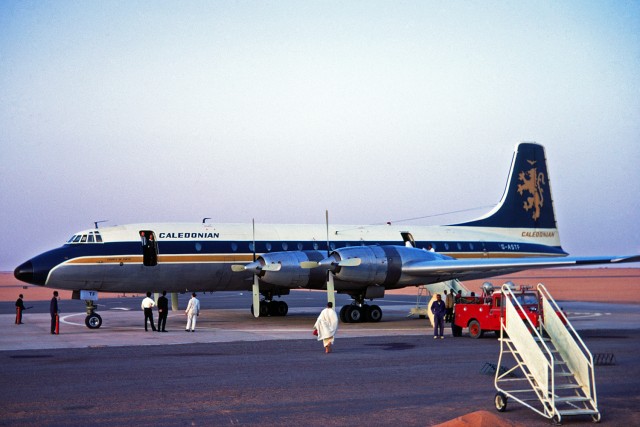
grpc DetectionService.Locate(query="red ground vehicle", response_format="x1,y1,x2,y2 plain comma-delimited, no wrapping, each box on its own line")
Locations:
451,284,544,338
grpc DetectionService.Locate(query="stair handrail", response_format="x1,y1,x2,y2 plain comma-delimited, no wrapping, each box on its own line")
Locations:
500,283,557,417
537,283,597,408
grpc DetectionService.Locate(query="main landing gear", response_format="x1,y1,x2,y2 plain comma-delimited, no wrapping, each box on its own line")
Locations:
250,291,289,317
339,294,383,323
84,300,102,329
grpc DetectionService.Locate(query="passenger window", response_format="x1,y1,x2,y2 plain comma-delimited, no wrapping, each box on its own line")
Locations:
282,243,288,250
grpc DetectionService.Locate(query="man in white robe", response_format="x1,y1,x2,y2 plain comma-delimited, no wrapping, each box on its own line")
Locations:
185,293,200,332
314,302,339,353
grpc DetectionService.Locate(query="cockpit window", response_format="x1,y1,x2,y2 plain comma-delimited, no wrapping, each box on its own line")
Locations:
67,231,103,244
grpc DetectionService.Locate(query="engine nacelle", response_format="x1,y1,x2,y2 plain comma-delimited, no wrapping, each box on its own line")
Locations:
257,250,326,288
328,245,452,286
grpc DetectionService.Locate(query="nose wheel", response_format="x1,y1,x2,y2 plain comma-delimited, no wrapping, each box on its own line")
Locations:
84,300,102,329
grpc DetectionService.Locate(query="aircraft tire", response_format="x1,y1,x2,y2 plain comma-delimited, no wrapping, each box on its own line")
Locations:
259,301,270,317
278,301,288,316
85,313,102,329
367,305,383,322
268,301,288,316
339,305,350,323
346,306,363,323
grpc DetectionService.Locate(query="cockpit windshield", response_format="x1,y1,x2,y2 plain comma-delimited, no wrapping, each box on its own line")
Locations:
66,231,103,244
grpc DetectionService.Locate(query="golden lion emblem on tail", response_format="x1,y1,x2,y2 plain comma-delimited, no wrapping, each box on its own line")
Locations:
517,160,545,221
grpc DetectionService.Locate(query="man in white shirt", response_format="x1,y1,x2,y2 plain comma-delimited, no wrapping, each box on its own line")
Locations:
185,293,200,332
141,291,156,331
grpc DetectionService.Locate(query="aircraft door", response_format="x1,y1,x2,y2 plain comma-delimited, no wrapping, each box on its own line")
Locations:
139,230,158,266
400,232,416,248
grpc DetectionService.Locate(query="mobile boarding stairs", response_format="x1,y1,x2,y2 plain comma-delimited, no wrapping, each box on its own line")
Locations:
494,283,600,424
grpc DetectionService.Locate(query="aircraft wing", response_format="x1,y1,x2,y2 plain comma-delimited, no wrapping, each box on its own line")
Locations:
402,255,640,284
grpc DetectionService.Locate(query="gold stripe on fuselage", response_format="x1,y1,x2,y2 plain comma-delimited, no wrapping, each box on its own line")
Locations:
65,254,255,264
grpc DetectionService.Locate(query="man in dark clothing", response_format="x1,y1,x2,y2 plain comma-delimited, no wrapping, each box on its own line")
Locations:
50,291,59,334
157,291,169,332
431,293,446,339
15,294,25,324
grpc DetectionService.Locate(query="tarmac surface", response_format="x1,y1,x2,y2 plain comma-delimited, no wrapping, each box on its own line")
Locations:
1,291,639,426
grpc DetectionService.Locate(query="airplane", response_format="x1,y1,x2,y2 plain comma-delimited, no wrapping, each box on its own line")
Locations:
13,142,639,329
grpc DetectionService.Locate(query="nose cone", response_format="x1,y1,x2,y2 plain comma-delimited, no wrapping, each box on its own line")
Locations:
14,261,36,285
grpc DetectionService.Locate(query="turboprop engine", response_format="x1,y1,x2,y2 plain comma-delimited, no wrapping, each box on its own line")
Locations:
321,245,454,287
243,250,327,288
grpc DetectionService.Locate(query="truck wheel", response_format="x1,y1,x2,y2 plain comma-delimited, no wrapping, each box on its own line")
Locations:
469,320,483,339
494,392,507,412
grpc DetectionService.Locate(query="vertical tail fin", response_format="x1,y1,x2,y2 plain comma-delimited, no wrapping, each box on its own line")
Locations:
456,142,559,231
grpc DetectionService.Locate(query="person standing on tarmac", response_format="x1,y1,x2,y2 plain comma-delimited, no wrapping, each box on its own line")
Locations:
157,291,169,332
50,291,59,334
444,289,454,323
314,302,339,354
15,294,26,324
141,292,157,331
431,293,446,339
185,293,200,332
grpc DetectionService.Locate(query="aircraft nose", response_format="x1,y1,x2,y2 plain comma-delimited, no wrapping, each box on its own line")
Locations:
14,261,35,284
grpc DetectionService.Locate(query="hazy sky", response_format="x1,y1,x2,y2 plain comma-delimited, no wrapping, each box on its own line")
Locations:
1,1,639,271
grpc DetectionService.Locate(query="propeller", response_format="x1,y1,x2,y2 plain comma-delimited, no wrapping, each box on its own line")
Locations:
325,210,336,307
251,219,260,318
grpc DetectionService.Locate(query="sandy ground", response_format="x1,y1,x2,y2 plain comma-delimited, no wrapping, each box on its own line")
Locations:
2,268,638,303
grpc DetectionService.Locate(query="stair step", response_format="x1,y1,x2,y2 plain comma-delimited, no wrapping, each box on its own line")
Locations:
558,409,599,416
554,384,581,390
555,396,591,403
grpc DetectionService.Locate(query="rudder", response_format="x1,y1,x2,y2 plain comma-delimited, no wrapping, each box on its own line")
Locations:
456,142,558,230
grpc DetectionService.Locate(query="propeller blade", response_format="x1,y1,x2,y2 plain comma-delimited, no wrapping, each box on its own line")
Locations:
300,261,319,269
231,265,246,272
261,263,282,272
252,274,260,318
338,258,361,267
326,209,330,256
327,271,336,306
317,256,361,271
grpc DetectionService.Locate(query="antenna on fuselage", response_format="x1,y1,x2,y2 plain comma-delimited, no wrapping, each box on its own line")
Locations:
202,217,211,223
94,220,108,229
